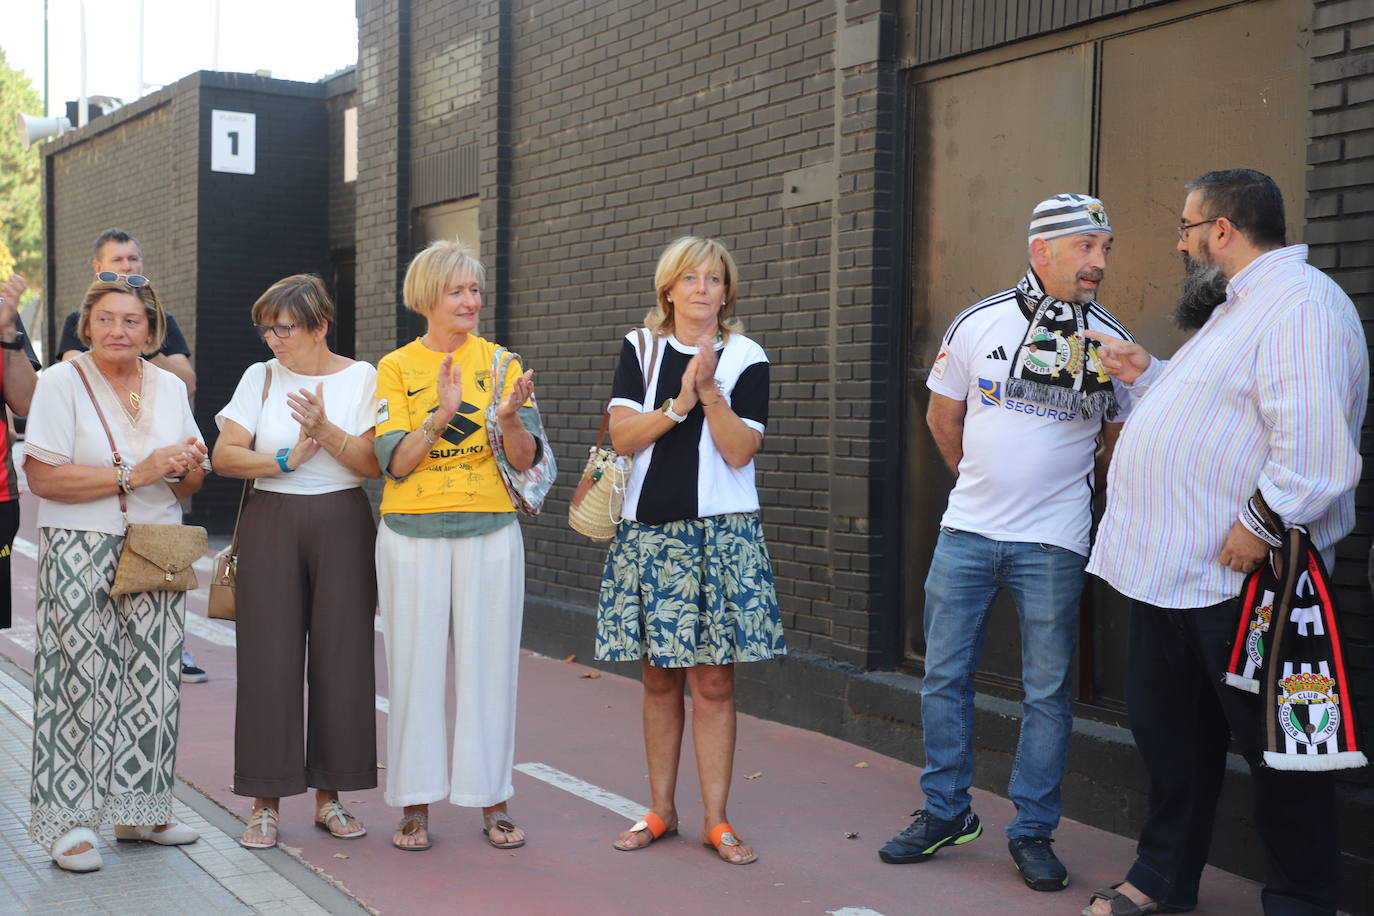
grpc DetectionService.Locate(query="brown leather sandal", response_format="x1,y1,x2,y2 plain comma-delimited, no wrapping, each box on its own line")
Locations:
393,811,430,851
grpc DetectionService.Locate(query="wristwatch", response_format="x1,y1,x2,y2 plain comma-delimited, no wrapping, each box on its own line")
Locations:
0,332,24,351
659,399,688,423
275,447,295,473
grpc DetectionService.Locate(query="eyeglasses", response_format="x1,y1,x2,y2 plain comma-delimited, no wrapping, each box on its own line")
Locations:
96,271,149,287
253,322,300,339
1177,218,1219,241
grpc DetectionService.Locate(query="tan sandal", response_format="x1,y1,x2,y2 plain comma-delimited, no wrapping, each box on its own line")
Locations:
393,811,430,851
315,800,366,839
240,807,279,849
482,809,525,849
703,821,758,865
613,811,678,851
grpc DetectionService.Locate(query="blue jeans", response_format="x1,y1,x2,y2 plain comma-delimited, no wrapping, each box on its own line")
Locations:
918,528,1085,839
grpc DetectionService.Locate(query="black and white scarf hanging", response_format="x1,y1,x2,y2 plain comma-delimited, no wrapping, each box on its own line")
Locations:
1006,268,1118,420
1225,492,1367,771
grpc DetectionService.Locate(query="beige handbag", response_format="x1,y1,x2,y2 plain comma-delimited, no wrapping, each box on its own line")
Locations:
208,363,274,620
72,362,207,597
568,330,658,541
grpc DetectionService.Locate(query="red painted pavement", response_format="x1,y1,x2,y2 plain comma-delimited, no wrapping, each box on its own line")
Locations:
1,492,1264,915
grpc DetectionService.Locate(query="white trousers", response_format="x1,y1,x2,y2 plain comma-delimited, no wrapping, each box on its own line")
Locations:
377,521,525,807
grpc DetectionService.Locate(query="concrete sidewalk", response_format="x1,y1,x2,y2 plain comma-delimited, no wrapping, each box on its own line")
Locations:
0,656,364,914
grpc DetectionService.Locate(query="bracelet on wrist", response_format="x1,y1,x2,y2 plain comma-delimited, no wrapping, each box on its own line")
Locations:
334,433,351,458
420,415,439,445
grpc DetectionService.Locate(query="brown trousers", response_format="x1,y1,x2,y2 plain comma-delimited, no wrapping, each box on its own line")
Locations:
233,487,378,797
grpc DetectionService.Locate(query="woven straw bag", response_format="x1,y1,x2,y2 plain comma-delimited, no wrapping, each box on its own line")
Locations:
568,330,659,541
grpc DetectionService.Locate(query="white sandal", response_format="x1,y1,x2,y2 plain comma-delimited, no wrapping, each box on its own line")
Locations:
240,806,279,849
51,827,102,873
114,822,199,845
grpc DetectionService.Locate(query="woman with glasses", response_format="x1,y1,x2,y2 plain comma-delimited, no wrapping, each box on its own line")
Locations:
23,277,208,872
212,274,381,849
373,238,539,852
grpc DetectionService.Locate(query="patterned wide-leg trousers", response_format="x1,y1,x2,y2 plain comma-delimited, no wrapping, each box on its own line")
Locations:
29,528,185,851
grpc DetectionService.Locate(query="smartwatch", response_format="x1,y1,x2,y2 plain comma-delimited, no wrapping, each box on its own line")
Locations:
659,398,688,423
275,447,295,473
0,332,25,351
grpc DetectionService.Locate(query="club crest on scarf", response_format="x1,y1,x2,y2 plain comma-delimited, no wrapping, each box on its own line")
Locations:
1005,267,1118,420
1224,515,1367,772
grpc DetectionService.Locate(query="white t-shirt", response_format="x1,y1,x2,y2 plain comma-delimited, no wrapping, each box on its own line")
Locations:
24,354,207,536
927,289,1133,555
216,359,378,495
608,330,769,524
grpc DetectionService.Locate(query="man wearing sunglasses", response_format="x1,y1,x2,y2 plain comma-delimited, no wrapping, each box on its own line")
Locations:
55,229,206,685
57,229,197,400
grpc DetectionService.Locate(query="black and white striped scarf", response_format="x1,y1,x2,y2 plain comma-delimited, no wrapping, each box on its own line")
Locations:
1006,267,1118,420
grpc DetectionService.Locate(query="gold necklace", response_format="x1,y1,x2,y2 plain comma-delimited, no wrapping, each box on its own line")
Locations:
100,359,143,416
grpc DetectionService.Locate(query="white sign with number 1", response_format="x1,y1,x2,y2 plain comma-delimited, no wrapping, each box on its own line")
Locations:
211,110,256,175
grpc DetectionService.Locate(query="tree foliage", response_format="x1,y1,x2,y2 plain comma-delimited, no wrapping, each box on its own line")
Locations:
0,48,44,296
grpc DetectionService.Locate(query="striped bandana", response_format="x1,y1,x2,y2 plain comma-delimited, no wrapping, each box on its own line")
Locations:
1006,267,1118,420
1028,193,1112,241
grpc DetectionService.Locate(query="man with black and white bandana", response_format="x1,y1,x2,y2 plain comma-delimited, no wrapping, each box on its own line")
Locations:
878,194,1133,892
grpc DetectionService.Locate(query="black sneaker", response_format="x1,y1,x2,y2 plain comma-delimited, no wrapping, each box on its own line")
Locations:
181,661,208,684
1009,836,1069,891
878,808,981,864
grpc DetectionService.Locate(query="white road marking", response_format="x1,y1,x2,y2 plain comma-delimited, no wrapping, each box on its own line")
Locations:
513,762,645,821
827,909,889,916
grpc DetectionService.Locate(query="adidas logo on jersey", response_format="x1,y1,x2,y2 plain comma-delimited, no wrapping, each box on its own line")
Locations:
986,346,1008,360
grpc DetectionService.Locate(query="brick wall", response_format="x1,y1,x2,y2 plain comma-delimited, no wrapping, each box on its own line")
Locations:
323,69,358,256
354,0,413,363
45,91,199,366
1307,0,1374,906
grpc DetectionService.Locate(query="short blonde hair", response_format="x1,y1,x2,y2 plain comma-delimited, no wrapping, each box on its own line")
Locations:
645,236,742,338
251,274,335,332
78,279,167,355
403,238,486,316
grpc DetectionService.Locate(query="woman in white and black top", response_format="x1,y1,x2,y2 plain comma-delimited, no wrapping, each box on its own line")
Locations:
597,236,785,865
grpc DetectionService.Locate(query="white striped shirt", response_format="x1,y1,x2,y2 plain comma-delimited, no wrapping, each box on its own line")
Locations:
1087,245,1367,609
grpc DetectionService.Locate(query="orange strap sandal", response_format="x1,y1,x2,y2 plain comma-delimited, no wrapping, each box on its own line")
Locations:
613,811,677,851
704,822,759,865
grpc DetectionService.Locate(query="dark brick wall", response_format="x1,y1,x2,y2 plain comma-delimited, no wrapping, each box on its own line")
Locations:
44,72,338,533
1307,0,1374,907
44,90,199,367
191,75,334,531
323,69,358,255
354,0,413,363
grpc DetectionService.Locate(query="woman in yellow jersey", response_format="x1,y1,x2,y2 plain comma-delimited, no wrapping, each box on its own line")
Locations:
373,239,538,852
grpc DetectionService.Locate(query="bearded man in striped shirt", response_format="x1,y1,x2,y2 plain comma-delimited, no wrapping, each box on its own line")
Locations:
1082,169,1366,916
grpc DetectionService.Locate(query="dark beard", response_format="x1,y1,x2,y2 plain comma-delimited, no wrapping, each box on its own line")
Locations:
1171,254,1229,330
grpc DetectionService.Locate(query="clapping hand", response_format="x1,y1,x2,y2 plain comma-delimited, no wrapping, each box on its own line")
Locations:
136,437,206,485
0,274,26,337
496,369,534,420
436,354,463,420
288,384,331,441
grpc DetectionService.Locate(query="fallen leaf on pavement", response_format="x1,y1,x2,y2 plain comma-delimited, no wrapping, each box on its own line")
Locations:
564,654,576,663
845,831,860,839
579,671,601,679
744,771,763,780
854,761,870,768
333,853,349,859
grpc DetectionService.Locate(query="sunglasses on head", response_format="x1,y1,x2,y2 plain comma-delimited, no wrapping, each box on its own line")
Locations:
96,271,149,287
